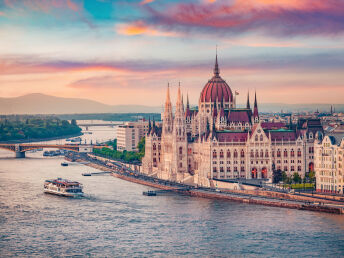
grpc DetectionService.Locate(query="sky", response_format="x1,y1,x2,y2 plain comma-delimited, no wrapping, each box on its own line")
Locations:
0,0,344,106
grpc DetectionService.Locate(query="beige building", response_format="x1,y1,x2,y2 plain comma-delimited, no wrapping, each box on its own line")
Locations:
116,125,139,152
142,55,323,186
315,133,344,194
125,119,152,140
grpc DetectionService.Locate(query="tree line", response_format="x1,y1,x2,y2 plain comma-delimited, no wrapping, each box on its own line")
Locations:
93,137,145,164
0,116,81,141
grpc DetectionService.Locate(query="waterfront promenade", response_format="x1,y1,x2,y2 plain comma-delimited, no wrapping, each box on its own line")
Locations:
73,152,344,214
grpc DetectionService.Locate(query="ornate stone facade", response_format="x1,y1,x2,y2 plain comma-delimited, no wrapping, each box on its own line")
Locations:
142,55,321,186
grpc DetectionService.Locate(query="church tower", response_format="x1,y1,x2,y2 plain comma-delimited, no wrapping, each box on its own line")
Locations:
172,84,188,180
253,91,259,123
160,84,174,180
162,84,173,135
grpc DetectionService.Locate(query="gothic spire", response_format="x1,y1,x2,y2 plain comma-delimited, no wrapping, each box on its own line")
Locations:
246,91,250,109
148,117,151,134
165,83,171,107
186,93,190,109
214,47,220,76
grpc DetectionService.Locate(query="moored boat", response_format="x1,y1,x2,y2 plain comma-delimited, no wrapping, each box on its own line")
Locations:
44,178,83,197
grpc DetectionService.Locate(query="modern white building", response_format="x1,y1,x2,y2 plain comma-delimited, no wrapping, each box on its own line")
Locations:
116,125,139,152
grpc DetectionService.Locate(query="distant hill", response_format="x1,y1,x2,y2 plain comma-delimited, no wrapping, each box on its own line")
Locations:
0,93,162,114
0,93,343,114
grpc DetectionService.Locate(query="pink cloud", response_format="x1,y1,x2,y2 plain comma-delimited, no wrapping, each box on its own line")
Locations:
140,0,155,5
3,0,81,13
141,0,344,37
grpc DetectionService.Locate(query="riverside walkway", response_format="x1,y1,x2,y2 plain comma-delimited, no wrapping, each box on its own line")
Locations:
71,152,344,214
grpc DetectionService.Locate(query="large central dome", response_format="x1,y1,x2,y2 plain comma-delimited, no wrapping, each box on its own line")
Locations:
200,55,233,104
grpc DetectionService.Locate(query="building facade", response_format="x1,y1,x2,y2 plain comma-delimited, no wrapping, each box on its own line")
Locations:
314,133,344,194
117,125,139,152
142,55,322,186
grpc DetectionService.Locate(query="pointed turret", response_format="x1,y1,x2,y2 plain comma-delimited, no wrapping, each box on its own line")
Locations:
148,117,152,134
162,83,173,134
175,82,184,115
246,91,250,109
213,50,220,76
185,93,191,119
253,91,259,123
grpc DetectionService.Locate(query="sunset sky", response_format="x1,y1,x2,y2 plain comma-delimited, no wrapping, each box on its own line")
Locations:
0,0,343,106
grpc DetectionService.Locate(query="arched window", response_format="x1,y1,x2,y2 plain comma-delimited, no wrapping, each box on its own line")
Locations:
260,135,263,141
265,150,269,157
153,144,156,151
291,149,295,157
220,150,224,158
179,147,183,155
250,150,254,158
213,150,217,159
277,149,281,157
298,166,301,171
240,149,245,158
284,149,288,157
255,150,259,158
227,150,231,158
297,148,301,157
234,150,238,158
255,135,258,141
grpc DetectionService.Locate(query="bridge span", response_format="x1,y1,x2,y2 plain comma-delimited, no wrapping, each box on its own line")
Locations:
0,143,106,158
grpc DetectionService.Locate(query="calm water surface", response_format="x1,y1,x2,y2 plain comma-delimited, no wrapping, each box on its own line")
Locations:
1,124,343,257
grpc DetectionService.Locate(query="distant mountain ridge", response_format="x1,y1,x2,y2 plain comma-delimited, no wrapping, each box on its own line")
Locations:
0,93,162,114
0,93,343,114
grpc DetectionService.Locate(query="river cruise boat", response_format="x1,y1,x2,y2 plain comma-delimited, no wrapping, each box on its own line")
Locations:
44,178,83,197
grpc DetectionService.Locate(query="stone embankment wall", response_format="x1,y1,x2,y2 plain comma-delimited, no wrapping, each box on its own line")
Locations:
81,155,344,214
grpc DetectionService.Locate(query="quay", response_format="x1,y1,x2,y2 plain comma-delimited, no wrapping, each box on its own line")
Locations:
72,153,344,214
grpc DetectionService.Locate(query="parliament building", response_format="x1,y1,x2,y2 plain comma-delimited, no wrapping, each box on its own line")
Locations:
142,55,322,187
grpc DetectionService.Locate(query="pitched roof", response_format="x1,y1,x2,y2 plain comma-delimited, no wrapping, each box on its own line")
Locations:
270,130,297,141
261,122,286,130
228,109,251,123
216,132,248,142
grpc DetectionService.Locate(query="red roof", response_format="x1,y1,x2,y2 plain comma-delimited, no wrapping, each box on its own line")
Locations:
217,132,248,142
200,75,233,103
270,131,297,141
228,110,251,123
261,122,286,130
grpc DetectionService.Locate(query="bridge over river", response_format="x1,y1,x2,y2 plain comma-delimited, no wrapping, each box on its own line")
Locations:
0,143,106,158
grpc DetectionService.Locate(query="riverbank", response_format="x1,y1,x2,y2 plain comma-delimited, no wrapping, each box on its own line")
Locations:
0,132,83,144
77,154,344,214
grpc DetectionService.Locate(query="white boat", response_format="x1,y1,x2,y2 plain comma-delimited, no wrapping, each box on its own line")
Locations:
44,178,83,197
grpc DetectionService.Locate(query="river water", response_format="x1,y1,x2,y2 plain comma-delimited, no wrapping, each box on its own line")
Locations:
0,124,343,257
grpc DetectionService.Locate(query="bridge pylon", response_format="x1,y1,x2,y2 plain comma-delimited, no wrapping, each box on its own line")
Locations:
15,151,25,158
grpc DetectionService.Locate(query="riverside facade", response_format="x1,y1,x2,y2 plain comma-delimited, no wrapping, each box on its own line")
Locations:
142,55,323,187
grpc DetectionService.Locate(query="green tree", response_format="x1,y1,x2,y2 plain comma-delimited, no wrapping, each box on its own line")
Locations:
273,169,283,183
292,172,302,184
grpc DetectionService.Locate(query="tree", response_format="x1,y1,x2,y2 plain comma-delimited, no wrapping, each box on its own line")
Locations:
71,119,77,126
282,171,288,183
308,170,315,183
292,172,302,184
273,169,282,183
137,137,145,154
